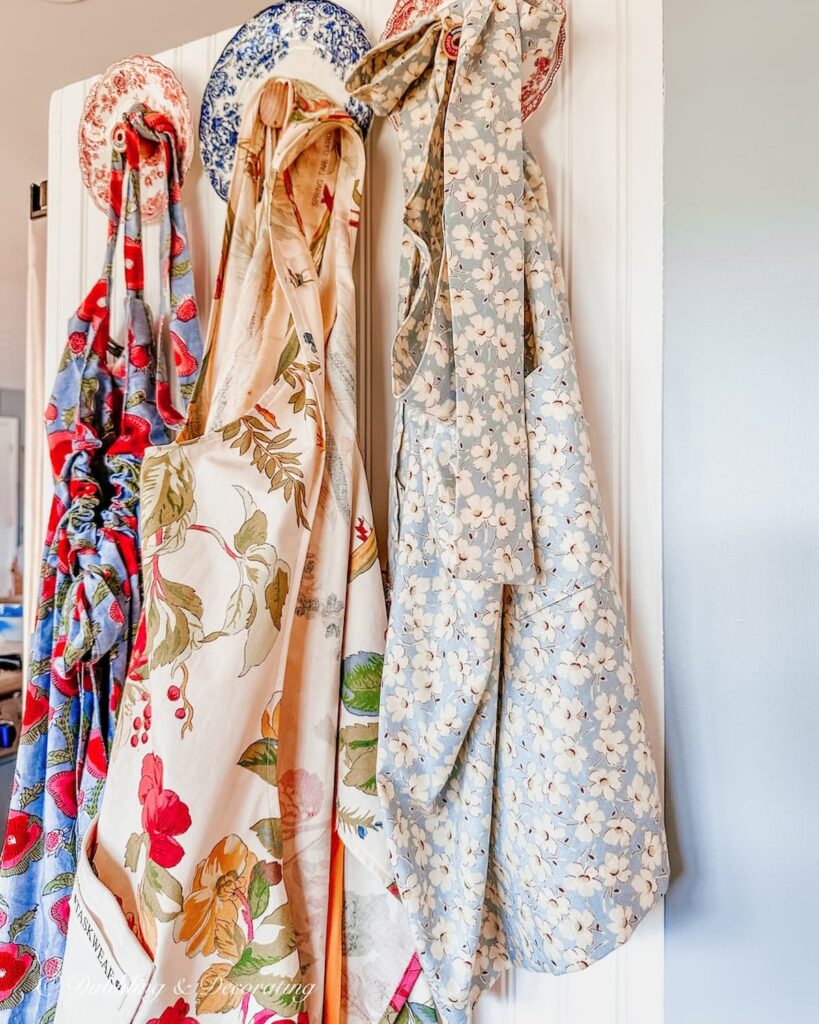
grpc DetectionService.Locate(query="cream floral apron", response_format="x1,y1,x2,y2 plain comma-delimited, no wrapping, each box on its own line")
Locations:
55,79,418,1024
348,2,670,1021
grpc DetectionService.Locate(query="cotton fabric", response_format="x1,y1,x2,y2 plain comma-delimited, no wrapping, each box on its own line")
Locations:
55,79,425,1024
348,3,669,1020
0,112,202,1023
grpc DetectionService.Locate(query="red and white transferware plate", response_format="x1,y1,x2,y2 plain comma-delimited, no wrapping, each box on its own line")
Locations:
79,55,194,220
381,0,567,122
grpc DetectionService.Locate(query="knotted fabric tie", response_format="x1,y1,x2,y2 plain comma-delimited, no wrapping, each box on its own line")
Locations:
349,1,567,584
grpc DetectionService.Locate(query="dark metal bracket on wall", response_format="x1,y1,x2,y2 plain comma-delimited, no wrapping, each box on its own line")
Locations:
30,181,48,220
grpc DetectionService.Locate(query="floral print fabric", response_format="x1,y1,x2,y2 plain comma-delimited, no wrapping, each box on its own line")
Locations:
348,2,669,1021
55,79,423,1024
0,112,202,1024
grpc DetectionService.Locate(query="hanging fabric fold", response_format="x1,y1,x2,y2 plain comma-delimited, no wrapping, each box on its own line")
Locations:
0,109,202,1023
55,78,433,1024
348,3,669,1021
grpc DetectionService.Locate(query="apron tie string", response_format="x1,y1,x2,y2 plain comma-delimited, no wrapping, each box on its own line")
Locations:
349,1,566,584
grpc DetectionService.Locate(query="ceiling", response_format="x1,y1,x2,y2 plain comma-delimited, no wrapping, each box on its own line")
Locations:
0,0,263,390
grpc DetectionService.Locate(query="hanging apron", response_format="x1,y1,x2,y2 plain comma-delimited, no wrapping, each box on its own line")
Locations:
55,78,422,1024
0,112,202,1023
348,3,670,1020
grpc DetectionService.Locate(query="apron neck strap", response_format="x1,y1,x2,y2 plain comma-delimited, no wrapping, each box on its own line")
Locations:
126,107,204,428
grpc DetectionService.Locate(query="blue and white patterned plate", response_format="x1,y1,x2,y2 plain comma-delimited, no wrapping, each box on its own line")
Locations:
200,1,374,199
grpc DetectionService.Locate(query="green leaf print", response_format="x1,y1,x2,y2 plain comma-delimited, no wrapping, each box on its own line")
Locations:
220,413,309,528
15,782,44,810
8,908,37,940
151,602,195,670
141,861,183,923
261,902,292,930
404,1002,441,1024
252,818,284,859
234,485,269,554
341,651,383,717
228,932,297,979
247,861,272,921
265,566,289,633
45,748,71,769
336,806,377,834
231,971,306,1014
274,333,300,382
215,920,247,961
238,738,279,786
148,575,205,673
41,872,74,896
235,509,268,554
241,546,291,677
338,722,379,795
162,578,205,621
218,582,254,637
124,832,146,873
141,446,195,541
125,388,147,410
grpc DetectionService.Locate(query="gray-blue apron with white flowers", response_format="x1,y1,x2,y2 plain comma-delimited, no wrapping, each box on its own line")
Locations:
348,1,669,1020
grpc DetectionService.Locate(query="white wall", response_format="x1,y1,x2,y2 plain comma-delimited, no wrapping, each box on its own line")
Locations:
664,1,819,1020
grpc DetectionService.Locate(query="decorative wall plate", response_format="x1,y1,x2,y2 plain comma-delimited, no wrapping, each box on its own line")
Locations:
79,55,194,220
381,0,567,122
200,1,374,200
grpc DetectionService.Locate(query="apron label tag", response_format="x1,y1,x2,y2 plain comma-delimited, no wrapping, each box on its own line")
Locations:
71,889,128,995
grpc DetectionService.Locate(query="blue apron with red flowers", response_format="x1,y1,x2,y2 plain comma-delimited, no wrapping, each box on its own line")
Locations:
0,109,202,1022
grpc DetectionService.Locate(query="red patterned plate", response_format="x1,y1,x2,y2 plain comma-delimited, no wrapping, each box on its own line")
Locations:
381,0,567,122
79,55,194,221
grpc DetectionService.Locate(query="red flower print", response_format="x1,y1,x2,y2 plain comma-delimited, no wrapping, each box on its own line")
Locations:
76,278,107,322
355,517,371,543
278,769,324,826
41,569,57,603
48,431,76,475
50,895,71,936
0,942,37,1004
138,754,191,869
1,811,44,873
45,402,58,423
111,412,153,458
128,618,149,683
45,830,63,855
43,956,62,980
148,997,199,1024
123,235,144,291
255,405,279,430
156,382,183,426
175,296,197,323
47,770,78,819
84,731,108,780
170,230,186,258
170,332,198,378
21,685,49,734
130,343,150,369
68,331,87,355
109,600,125,626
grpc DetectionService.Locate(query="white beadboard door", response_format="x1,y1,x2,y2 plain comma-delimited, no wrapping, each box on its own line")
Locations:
43,2,664,1022
0,416,20,598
